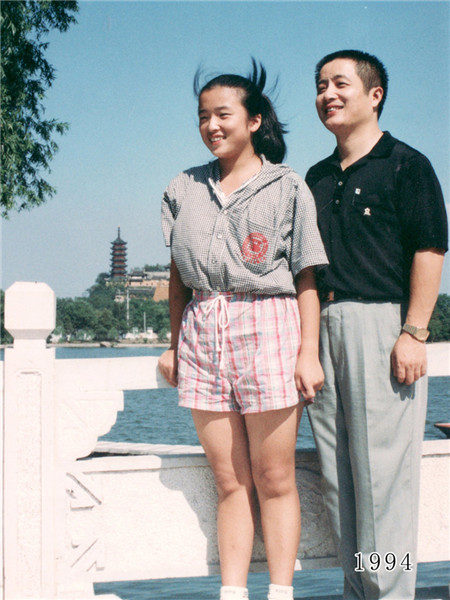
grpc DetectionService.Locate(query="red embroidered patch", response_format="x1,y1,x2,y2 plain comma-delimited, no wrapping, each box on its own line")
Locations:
241,232,268,264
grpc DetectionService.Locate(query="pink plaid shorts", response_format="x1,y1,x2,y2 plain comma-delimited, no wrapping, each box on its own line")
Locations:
177,291,302,413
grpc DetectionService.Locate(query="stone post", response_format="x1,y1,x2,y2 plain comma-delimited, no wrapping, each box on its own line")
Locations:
2,282,122,599
3,282,59,599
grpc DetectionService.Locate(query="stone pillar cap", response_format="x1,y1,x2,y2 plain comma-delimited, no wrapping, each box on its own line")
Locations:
5,281,56,341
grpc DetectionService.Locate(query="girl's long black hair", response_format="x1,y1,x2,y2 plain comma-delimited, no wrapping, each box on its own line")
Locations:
194,59,287,164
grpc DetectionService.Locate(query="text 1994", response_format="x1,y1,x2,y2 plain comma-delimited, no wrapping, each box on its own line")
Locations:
354,552,413,572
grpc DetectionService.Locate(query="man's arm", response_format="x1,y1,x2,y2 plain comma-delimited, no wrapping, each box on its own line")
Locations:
391,248,445,385
158,258,193,387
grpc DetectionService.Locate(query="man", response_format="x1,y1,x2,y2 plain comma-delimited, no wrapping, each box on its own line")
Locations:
306,49,448,599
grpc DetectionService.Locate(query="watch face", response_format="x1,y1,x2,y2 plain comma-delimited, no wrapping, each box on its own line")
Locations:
416,329,430,342
403,324,429,342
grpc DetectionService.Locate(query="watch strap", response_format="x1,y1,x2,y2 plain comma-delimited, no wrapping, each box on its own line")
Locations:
401,323,430,342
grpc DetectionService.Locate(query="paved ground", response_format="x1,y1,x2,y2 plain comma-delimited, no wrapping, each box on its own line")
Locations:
296,586,450,600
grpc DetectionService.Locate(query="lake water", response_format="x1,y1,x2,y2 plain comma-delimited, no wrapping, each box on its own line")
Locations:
49,346,450,599
55,345,449,447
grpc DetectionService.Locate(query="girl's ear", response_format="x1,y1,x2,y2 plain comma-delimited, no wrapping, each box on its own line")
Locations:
249,113,262,133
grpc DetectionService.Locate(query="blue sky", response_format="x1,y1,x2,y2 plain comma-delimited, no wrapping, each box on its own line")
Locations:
2,0,449,298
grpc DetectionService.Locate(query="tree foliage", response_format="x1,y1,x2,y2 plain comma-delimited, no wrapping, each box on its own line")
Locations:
0,290,13,344
53,274,170,342
1,0,78,217
49,291,450,344
2,281,449,345
143,263,171,272
429,294,450,342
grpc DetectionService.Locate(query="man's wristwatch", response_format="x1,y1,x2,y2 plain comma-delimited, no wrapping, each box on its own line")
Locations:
401,323,430,342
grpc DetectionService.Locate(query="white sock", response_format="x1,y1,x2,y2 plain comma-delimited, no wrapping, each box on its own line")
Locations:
267,583,294,600
220,586,249,599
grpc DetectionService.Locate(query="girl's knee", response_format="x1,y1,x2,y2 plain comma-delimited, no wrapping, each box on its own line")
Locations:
214,468,254,500
252,463,296,498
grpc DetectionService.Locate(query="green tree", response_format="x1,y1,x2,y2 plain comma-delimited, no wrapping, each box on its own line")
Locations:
0,290,13,344
56,297,97,338
87,272,117,309
429,294,450,342
95,308,117,341
151,300,170,336
126,297,170,337
111,302,128,336
54,270,171,343
143,263,170,272
1,0,78,217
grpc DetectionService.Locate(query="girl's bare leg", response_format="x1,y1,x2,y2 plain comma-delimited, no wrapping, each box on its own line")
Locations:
245,404,303,585
191,409,256,587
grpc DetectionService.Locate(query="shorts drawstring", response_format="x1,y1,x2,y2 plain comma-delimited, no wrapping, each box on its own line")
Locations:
178,292,301,413
204,294,230,369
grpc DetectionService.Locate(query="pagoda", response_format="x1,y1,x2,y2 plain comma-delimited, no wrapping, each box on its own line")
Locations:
110,227,128,280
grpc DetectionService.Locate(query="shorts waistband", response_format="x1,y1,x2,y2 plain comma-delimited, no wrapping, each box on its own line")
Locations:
192,290,295,301
193,290,235,301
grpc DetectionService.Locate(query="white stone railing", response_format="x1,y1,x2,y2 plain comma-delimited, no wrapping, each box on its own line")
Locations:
1,282,449,600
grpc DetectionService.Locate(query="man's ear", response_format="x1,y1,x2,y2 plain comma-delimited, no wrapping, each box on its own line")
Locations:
371,86,384,110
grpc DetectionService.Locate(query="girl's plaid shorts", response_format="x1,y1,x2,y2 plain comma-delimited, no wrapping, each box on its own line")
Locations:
177,291,302,414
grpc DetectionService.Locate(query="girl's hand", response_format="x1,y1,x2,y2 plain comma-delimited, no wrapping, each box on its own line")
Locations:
158,348,178,387
294,351,324,403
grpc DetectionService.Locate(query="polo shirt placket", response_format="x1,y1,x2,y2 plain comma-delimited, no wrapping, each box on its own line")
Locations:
306,132,448,301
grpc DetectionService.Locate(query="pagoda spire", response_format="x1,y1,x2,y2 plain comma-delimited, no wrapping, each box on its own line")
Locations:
110,227,127,280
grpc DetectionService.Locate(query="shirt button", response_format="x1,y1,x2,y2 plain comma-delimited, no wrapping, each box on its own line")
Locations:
223,209,228,215
335,199,340,205
338,181,343,186
217,234,223,239
212,259,217,264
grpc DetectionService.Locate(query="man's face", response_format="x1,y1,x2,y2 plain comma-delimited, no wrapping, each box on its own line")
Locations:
315,58,381,134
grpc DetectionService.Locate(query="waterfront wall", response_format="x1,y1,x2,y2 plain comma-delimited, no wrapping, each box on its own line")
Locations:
1,282,449,599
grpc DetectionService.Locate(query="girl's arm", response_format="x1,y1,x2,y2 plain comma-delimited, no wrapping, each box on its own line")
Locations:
294,266,324,402
158,258,193,387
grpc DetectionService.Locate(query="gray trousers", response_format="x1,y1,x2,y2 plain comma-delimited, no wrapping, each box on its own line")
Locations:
308,301,427,600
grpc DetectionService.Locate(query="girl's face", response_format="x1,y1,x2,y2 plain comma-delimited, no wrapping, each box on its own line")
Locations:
198,86,261,162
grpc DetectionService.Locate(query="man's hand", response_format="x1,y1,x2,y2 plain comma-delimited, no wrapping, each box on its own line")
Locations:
158,348,178,387
391,248,444,385
391,332,427,385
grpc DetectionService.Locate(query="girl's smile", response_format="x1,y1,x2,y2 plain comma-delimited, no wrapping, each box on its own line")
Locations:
198,86,261,163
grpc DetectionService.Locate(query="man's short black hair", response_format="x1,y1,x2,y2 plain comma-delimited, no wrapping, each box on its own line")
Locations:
315,50,389,117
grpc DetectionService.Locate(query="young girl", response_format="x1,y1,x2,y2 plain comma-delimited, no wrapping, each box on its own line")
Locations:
158,61,327,600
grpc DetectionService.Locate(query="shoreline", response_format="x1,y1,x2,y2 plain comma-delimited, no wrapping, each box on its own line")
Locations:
0,341,448,349
53,342,170,348
0,342,171,349
0,340,449,376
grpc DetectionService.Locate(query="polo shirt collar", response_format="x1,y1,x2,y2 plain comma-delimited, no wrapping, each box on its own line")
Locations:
328,131,396,170
367,131,396,158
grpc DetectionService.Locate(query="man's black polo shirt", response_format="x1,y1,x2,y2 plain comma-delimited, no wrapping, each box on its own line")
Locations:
306,132,448,301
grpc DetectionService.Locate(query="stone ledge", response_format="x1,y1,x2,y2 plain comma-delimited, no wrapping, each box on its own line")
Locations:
82,442,319,472
301,587,449,600
421,439,450,456
93,440,205,456
90,438,450,461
